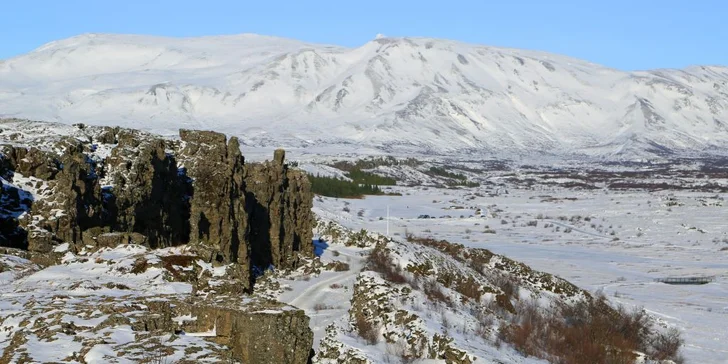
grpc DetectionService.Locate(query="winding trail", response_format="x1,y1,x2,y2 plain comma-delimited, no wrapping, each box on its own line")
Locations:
290,259,361,308
279,248,367,350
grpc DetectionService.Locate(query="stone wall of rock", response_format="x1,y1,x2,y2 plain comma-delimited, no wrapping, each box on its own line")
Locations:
245,149,314,273
176,297,314,364
1,139,104,253
103,130,191,249
178,130,248,269
0,126,314,290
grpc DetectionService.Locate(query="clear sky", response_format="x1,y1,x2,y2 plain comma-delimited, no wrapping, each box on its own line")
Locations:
1,0,725,70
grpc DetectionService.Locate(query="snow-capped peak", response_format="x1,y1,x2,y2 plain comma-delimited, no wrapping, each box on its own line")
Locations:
1,33,727,159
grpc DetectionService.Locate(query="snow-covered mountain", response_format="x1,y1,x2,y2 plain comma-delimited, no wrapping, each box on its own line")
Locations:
1,33,728,159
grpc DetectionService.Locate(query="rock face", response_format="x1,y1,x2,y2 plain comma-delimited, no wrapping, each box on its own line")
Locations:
178,298,314,364
0,124,314,291
0,178,29,249
179,130,248,270
0,145,59,180
0,120,317,363
46,139,104,248
103,130,191,249
245,148,314,273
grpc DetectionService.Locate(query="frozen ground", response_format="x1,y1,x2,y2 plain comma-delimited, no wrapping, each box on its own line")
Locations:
311,184,728,363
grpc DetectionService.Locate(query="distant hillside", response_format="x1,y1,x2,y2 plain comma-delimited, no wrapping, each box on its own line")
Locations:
1,33,727,159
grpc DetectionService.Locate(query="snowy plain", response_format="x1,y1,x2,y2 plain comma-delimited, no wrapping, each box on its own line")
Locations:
307,182,728,363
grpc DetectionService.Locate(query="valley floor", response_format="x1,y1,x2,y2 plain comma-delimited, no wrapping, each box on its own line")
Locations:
310,184,728,363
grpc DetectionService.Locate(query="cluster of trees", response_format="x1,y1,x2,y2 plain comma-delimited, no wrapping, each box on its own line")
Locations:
428,166,480,187
329,156,421,172
428,166,468,180
347,169,397,186
308,173,389,198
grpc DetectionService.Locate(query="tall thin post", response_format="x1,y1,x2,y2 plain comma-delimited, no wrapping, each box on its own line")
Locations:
386,204,390,237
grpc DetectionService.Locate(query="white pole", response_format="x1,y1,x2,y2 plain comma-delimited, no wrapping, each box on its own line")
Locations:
386,204,390,237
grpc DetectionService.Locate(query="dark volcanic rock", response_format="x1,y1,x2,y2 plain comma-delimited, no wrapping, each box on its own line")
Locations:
49,139,104,245
176,297,314,364
0,145,59,180
0,121,318,364
104,136,191,249
245,148,314,273
178,129,249,285
0,126,314,286
0,178,29,249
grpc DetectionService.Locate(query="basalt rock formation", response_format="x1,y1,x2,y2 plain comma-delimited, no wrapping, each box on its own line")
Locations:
102,129,191,249
178,297,315,364
245,148,314,274
179,129,248,273
0,123,314,291
0,120,316,364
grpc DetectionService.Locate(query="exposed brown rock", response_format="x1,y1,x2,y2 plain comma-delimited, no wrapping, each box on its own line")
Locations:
93,126,120,144
178,129,249,285
0,145,59,180
0,178,29,249
0,127,314,285
177,297,314,364
245,149,314,273
104,136,191,249
0,121,317,362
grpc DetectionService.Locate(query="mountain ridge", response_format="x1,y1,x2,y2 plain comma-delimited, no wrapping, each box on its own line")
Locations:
1,33,728,160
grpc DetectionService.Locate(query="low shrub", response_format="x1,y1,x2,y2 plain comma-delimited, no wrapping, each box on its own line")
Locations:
366,247,409,284
355,312,380,345
499,293,684,364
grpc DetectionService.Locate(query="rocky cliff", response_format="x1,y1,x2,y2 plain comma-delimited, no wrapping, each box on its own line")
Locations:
0,120,315,290
0,119,317,363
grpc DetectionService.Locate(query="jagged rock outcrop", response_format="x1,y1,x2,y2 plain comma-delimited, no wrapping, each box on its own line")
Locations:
0,145,59,180
178,129,248,269
0,178,29,249
103,130,191,249
0,140,101,253
0,120,317,364
0,123,314,286
245,148,314,272
46,139,104,248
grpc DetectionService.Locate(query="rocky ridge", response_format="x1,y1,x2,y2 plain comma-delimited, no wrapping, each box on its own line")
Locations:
0,118,314,290
0,118,315,363
0,245,314,363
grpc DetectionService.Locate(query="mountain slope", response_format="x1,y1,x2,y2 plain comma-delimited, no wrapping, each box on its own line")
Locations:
1,33,728,158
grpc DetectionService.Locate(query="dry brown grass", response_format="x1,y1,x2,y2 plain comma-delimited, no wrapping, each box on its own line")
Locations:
498,293,684,364
130,257,149,274
366,246,408,284
423,280,450,306
355,312,380,345
159,255,197,280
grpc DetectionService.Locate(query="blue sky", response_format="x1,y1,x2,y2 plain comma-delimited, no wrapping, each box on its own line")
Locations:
1,0,725,70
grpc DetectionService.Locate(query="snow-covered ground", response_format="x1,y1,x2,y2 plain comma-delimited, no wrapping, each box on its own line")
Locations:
0,245,233,363
1,117,723,362
277,244,366,351
309,184,728,363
